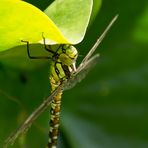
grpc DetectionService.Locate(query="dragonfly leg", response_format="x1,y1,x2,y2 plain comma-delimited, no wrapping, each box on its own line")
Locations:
42,32,57,54
21,40,51,59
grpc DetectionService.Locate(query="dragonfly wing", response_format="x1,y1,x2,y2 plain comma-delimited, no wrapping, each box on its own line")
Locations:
63,15,118,90
64,54,100,90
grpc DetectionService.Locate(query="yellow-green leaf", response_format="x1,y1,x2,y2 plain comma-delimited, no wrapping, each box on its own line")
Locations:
45,0,93,44
0,0,100,69
0,0,69,52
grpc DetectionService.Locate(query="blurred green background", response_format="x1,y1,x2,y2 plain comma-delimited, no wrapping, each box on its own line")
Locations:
0,0,148,148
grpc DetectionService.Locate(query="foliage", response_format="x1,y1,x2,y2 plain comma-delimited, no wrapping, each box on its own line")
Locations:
0,0,93,69
0,0,148,148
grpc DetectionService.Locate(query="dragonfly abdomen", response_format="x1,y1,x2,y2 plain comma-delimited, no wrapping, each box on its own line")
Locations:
48,45,78,148
48,90,62,148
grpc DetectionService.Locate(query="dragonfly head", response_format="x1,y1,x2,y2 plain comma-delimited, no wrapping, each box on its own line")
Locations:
59,44,78,69
50,44,78,87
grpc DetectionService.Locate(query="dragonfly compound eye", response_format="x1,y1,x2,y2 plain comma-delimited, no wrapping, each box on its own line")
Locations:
59,45,78,66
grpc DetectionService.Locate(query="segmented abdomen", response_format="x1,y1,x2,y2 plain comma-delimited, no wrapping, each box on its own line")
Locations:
47,87,62,148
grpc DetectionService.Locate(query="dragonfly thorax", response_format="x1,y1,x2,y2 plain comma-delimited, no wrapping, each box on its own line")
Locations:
50,44,78,88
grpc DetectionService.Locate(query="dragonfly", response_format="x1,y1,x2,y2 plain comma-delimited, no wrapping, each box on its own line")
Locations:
4,15,118,148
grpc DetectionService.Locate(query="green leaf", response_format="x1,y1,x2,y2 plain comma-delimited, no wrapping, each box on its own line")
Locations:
44,0,94,44
0,0,99,69
1,0,148,148
90,0,102,23
0,0,69,52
